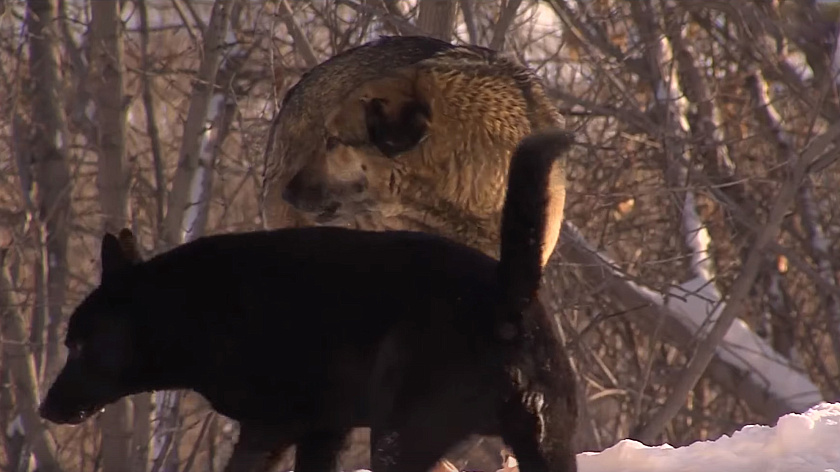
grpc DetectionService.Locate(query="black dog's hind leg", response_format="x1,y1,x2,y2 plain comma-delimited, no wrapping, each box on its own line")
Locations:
371,423,469,472
295,429,348,472
370,393,481,472
223,423,294,472
497,393,577,472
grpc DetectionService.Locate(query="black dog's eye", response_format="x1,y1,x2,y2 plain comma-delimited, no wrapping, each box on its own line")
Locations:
326,136,341,151
67,342,84,360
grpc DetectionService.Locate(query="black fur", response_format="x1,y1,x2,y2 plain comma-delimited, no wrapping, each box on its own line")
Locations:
499,131,572,312
40,131,578,472
365,97,431,158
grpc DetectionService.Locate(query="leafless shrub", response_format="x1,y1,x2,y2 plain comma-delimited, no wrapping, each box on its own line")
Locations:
1,1,839,471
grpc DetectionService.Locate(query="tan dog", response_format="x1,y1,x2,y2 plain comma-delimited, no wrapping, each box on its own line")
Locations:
264,36,564,258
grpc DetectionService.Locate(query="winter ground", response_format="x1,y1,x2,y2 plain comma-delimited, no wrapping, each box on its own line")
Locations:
576,402,840,472
350,402,840,472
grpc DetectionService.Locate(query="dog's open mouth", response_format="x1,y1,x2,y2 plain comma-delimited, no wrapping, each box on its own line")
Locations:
39,402,106,425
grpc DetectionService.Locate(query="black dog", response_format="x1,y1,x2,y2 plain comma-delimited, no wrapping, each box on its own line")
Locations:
39,131,578,472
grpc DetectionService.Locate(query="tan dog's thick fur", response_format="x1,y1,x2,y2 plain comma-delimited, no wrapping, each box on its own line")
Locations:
264,36,564,257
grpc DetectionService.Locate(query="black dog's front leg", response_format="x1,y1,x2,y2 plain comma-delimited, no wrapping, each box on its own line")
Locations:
223,424,349,472
370,389,479,472
295,429,349,472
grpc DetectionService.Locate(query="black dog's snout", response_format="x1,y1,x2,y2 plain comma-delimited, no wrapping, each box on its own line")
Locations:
38,395,62,423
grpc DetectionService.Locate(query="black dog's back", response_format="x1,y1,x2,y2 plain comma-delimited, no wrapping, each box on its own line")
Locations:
113,227,501,422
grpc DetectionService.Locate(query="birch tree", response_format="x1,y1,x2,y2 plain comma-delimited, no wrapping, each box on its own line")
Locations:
87,1,142,470
3,0,73,470
1,253,61,472
1,1,840,470
153,0,241,469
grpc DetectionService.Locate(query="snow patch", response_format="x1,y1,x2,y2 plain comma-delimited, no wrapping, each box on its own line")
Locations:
288,405,840,472
290,407,840,472
578,402,840,472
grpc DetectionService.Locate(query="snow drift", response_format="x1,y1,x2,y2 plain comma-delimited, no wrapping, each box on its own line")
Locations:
577,402,840,472
347,402,839,472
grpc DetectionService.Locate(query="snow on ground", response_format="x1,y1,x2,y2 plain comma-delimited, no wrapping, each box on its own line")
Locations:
347,403,839,472
577,402,840,472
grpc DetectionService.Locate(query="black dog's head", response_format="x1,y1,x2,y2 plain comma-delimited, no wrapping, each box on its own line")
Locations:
39,230,144,425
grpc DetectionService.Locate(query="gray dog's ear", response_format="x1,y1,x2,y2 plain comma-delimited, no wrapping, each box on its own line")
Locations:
364,97,430,158
326,70,432,158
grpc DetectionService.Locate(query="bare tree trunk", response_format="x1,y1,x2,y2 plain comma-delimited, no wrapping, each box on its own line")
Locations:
138,0,166,239
275,0,318,68
459,0,479,45
489,0,523,50
133,4,160,469
632,118,840,443
8,82,35,472
1,365,32,472
155,1,235,469
26,0,71,387
749,67,840,367
160,0,234,246
91,1,129,234
87,1,141,471
16,1,72,468
416,0,456,41
548,0,825,428
1,252,62,472
132,393,153,472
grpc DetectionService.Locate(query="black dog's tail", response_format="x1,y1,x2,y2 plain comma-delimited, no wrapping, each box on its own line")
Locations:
497,130,573,311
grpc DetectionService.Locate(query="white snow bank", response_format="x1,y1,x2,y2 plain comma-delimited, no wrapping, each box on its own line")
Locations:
346,403,839,472
578,402,840,472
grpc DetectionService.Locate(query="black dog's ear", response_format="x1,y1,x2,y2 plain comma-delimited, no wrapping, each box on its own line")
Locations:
364,97,430,158
117,228,143,264
101,229,140,279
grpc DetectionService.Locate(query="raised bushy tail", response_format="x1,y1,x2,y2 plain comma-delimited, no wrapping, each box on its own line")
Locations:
497,130,573,311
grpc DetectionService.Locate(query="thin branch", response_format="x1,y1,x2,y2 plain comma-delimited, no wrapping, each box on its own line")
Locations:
632,117,840,444
179,0,207,33
338,0,425,36
1,252,61,471
416,0,456,41
748,69,840,369
160,0,235,247
138,0,167,236
459,0,479,45
275,0,319,68
489,0,523,50
180,412,214,472
26,0,72,389
168,0,200,47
